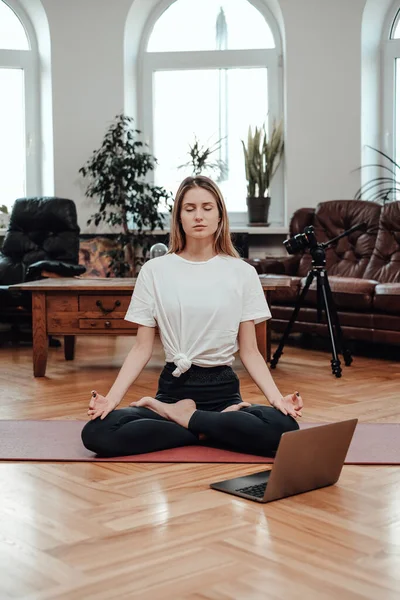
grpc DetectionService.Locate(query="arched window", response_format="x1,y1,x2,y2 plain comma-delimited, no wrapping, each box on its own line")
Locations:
391,8,400,37
382,6,400,172
140,0,283,218
0,0,39,211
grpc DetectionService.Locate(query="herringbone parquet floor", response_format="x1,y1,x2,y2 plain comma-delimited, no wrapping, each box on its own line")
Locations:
0,335,399,600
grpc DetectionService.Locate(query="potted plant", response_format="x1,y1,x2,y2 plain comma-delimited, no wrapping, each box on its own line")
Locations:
241,120,284,225
0,205,9,229
354,145,399,203
178,135,227,180
79,114,173,276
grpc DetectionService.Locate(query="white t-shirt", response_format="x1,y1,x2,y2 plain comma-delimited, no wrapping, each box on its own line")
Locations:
125,253,271,377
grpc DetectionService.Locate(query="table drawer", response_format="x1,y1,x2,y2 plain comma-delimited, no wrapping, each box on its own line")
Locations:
79,319,137,330
79,295,131,315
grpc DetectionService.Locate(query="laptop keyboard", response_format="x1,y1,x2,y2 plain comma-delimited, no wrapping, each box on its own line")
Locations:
236,482,267,498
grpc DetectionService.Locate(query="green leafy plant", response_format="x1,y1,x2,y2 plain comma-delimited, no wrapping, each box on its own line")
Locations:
178,135,227,180
354,145,400,203
241,120,284,198
0,205,8,214
79,114,173,276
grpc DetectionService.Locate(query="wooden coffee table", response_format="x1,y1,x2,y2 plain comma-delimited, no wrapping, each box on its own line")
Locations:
12,276,290,377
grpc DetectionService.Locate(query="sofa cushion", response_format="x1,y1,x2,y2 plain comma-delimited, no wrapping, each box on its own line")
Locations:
271,306,375,342
271,305,374,329
373,313,400,332
373,283,400,315
299,275,378,311
297,200,381,278
372,329,400,344
364,201,400,283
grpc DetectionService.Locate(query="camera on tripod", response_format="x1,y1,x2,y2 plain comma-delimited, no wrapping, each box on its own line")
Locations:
271,220,366,377
283,225,318,254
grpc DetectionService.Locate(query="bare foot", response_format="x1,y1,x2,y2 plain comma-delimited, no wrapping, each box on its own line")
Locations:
164,399,197,428
130,396,172,420
130,397,196,428
221,402,251,413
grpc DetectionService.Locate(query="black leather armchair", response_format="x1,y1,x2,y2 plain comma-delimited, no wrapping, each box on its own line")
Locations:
0,197,86,344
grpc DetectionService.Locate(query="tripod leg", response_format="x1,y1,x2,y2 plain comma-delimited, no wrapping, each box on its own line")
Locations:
270,271,315,369
318,272,342,377
322,273,353,366
316,273,323,323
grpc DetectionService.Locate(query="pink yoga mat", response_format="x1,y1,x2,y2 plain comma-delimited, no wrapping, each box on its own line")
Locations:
0,421,399,464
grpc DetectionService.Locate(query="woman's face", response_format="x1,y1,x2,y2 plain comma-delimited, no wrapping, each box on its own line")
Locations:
179,187,221,239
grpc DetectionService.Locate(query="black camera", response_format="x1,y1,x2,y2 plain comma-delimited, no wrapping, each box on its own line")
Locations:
283,225,318,255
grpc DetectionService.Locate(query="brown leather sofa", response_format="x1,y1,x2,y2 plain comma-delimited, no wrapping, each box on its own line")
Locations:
247,200,400,345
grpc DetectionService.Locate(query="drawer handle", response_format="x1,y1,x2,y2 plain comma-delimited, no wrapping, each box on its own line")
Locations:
105,321,111,328
96,300,121,315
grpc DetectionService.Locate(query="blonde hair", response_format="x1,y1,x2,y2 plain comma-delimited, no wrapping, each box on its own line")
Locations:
167,176,240,258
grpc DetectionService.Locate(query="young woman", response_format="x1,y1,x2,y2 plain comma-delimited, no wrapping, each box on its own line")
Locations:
81,176,303,457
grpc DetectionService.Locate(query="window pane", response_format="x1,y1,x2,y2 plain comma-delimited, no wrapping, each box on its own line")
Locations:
393,15,400,39
153,68,268,211
0,69,25,210
0,1,29,49
148,0,275,51
396,60,400,178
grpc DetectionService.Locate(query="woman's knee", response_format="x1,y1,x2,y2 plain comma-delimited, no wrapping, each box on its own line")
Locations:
81,410,120,453
81,407,150,455
274,409,300,433
81,418,107,453
243,404,299,433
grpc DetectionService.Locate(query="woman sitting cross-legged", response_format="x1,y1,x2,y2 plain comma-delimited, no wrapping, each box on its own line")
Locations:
81,176,303,458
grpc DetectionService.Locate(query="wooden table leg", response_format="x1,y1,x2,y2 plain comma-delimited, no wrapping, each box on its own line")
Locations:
64,335,75,360
255,321,267,361
266,321,271,362
32,292,48,377
265,291,272,362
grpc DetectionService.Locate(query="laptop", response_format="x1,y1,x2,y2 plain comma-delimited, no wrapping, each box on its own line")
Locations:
210,419,358,503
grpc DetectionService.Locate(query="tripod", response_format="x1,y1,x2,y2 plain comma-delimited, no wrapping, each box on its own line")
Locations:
270,234,356,378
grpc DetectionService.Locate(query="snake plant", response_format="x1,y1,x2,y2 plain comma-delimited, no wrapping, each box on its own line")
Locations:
241,120,284,197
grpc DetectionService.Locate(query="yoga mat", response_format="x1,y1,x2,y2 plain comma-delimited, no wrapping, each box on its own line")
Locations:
0,421,399,464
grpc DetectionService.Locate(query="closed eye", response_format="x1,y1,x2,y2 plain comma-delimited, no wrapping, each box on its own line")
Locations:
185,207,213,212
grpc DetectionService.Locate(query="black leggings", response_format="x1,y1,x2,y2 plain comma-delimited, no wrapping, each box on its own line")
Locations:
81,363,299,458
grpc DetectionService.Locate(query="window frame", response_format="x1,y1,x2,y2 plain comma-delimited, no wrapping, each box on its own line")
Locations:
0,0,41,205
382,5,400,165
138,0,284,225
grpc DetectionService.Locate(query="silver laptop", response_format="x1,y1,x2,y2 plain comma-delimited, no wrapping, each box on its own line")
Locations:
210,419,358,503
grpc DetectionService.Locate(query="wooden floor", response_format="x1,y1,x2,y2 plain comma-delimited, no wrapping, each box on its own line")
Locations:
0,335,399,600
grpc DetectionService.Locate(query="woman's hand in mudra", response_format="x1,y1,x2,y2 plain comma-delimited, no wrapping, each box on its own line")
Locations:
87,390,119,420
271,392,303,419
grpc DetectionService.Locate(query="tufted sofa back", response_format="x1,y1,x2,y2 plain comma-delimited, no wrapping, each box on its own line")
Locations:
0,197,80,285
292,200,382,278
364,201,400,283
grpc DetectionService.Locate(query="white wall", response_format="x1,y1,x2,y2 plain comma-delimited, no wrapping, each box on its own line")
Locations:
41,0,132,230
361,0,394,192
281,0,366,219
36,0,375,238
